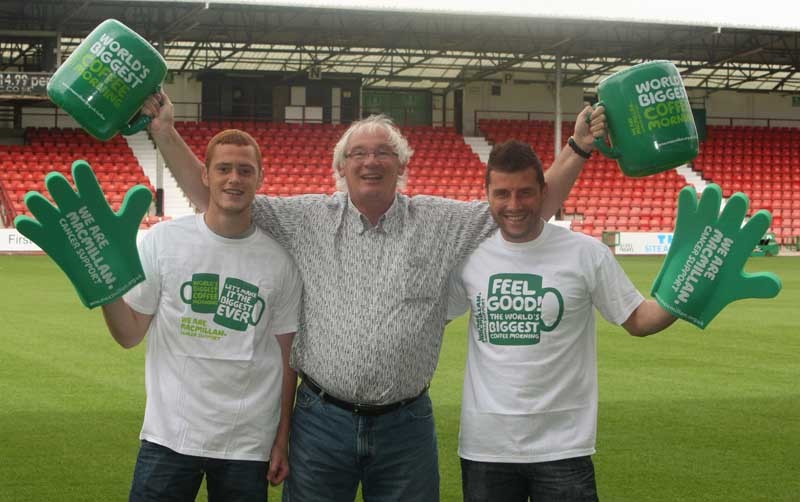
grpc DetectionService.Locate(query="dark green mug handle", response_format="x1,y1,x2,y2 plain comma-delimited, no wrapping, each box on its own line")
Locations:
590,101,621,159
250,297,266,326
180,281,192,304
122,114,152,136
121,86,159,136
539,287,565,332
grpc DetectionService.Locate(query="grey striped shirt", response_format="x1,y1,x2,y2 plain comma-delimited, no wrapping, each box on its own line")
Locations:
252,192,495,404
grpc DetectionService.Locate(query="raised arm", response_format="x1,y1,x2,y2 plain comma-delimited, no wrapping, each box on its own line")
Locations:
101,298,154,349
142,91,210,211
541,105,606,220
267,332,297,486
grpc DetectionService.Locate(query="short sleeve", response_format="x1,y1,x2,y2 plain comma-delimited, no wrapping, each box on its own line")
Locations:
446,263,470,320
123,228,161,315
267,257,302,336
589,249,645,326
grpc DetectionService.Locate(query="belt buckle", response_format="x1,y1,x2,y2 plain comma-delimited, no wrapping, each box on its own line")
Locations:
352,402,376,415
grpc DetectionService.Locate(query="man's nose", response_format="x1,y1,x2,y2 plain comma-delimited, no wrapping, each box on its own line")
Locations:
363,153,382,166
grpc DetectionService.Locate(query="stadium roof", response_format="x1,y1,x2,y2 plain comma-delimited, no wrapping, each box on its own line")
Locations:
2,0,799,93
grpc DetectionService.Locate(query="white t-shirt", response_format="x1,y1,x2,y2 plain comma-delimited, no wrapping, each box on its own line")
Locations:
448,224,644,464
125,214,302,461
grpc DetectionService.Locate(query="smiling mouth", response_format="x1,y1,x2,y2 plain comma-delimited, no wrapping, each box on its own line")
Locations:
504,214,528,222
223,189,244,195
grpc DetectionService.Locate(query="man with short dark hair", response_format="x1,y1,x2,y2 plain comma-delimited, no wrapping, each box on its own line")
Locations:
448,139,676,502
102,129,302,501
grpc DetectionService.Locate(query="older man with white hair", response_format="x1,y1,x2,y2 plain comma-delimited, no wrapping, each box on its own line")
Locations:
143,91,605,502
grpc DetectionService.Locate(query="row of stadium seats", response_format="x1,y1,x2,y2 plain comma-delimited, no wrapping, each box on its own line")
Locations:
3,120,800,242
0,127,154,221
694,126,800,226
121,121,475,202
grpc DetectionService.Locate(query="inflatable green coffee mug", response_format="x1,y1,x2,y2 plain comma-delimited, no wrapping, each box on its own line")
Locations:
47,19,166,141
593,60,699,177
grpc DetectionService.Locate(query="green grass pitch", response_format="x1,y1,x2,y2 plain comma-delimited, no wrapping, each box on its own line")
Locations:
1,255,798,501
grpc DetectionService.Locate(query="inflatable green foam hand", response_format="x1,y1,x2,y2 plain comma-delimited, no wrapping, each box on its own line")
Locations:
651,184,781,329
13,160,152,308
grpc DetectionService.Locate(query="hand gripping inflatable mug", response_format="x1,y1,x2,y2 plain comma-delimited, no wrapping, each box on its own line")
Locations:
47,19,167,141
593,60,699,177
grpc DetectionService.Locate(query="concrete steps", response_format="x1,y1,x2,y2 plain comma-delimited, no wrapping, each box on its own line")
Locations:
463,136,492,164
125,132,195,218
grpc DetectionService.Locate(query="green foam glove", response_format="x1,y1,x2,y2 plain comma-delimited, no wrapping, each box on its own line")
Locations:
651,184,782,329
13,160,152,308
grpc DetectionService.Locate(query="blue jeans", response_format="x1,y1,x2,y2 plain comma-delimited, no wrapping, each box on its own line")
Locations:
129,440,268,502
282,382,439,502
461,456,599,502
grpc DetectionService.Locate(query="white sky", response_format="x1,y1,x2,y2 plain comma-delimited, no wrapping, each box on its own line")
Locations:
199,0,800,31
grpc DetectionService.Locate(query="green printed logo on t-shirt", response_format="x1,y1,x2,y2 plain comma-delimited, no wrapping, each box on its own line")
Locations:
476,273,564,346
180,274,265,336
213,277,265,331
180,273,219,314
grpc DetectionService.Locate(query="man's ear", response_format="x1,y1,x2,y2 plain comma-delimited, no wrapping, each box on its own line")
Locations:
201,166,210,188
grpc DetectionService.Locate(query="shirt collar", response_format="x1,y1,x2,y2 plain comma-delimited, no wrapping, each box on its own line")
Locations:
340,192,405,235
495,219,551,252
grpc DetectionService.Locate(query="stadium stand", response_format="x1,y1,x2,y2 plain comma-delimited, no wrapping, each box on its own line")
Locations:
0,121,486,225
0,127,155,224
1,119,798,245
693,125,800,245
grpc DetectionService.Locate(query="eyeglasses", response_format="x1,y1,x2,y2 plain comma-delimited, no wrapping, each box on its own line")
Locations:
345,148,398,162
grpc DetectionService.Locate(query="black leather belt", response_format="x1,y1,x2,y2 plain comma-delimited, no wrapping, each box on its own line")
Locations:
300,373,428,417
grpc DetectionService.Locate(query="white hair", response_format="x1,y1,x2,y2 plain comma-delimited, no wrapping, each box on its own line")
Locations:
331,114,414,192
